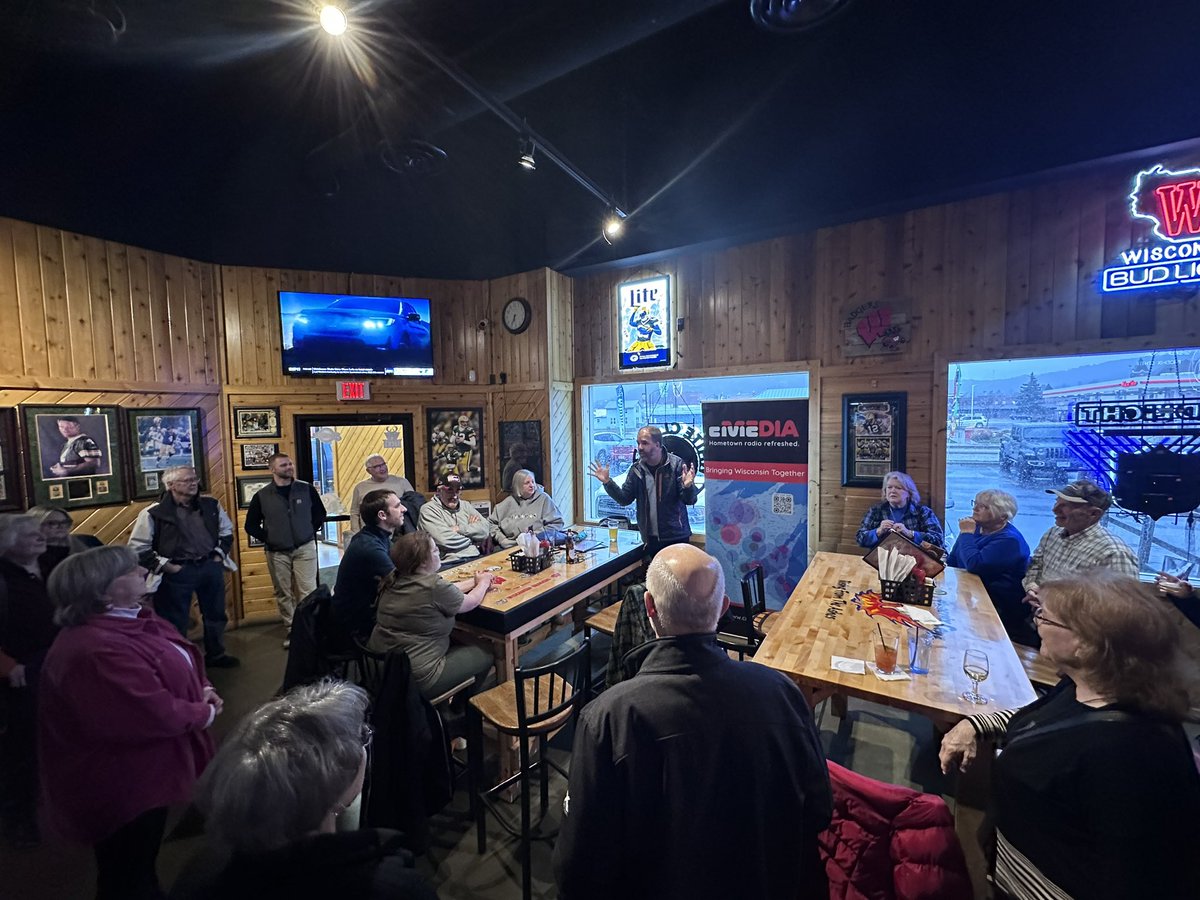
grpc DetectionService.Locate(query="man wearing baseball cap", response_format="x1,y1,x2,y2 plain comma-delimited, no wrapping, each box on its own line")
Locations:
417,472,488,565
1021,480,1137,630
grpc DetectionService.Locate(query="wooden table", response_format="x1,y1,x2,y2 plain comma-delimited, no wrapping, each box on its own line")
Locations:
753,551,1036,726
451,531,644,684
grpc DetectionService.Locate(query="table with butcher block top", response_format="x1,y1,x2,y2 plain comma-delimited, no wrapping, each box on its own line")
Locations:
451,530,644,683
752,551,1037,726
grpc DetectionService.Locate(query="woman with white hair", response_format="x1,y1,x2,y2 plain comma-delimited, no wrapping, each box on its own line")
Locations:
171,680,437,900
947,489,1032,643
488,468,565,548
855,471,944,550
39,545,221,899
0,513,56,848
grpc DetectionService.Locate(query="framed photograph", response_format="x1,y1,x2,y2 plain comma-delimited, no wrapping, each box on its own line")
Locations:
426,408,484,490
247,532,265,549
236,475,273,510
842,392,906,487
499,420,543,492
21,405,127,509
234,407,280,439
241,442,279,470
124,407,204,500
0,408,22,511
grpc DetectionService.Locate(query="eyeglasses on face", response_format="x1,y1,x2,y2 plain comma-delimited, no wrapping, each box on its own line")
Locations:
1033,607,1070,630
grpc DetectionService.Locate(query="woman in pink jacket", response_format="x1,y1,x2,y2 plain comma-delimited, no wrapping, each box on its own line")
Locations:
39,546,222,900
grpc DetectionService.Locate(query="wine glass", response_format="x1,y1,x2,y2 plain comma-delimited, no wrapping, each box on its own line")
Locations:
961,649,990,705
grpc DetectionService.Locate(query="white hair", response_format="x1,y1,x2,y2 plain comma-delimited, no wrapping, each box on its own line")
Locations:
974,488,1017,522
161,465,197,487
646,552,726,635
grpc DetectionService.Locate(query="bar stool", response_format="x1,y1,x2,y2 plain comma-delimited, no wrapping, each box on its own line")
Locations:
467,636,592,900
717,565,769,660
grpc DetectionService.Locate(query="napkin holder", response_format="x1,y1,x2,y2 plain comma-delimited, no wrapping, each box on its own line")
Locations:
509,548,553,574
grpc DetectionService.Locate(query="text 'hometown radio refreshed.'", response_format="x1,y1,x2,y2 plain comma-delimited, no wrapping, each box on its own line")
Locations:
278,291,435,377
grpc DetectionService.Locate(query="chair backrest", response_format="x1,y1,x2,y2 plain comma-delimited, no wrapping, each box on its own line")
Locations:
514,636,591,738
354,637,388,698
740,564,766,646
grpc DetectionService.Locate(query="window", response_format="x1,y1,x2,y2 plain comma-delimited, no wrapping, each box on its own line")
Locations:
945,348,1200,576
581,371,810,525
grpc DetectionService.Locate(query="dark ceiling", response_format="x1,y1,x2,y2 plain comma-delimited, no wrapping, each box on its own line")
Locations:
2,0,1200,280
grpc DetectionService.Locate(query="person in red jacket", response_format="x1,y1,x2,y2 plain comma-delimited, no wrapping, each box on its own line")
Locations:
39,546,222,900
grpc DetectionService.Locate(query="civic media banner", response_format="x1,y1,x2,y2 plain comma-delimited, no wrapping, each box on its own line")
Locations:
702,398,809,611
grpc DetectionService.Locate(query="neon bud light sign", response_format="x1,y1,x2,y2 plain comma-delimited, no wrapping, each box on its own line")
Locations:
1101,164,1200,292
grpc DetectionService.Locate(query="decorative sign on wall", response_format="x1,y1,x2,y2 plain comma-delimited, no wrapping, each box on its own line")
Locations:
1100,164,1200,293
702,398,810,612
841,299,912,358
1074,398,1200,430
617,275,672,371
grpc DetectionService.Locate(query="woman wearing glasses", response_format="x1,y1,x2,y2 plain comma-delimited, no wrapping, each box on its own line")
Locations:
172,680,436,900
939,574,1200,899
946,489,1032,644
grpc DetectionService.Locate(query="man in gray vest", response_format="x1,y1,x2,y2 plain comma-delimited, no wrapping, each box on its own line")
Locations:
244,452,327,647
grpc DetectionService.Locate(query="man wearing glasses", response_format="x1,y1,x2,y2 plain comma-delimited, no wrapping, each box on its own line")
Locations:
129,465,239,668
347,455,414,535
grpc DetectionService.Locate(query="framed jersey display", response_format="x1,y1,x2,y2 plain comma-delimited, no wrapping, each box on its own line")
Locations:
426,407,485,490
21,405,128,509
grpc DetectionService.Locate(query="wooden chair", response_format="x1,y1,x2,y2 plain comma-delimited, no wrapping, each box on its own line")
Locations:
1011,641,1061,691
467,636,592,900
584,599,622,639
718,566,768,660
353,637,475,708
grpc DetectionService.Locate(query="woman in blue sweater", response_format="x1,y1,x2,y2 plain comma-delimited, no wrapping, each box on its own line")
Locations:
947,489,1032,644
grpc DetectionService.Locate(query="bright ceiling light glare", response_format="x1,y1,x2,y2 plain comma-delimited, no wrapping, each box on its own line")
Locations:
601,212,625,244
319,5,348,36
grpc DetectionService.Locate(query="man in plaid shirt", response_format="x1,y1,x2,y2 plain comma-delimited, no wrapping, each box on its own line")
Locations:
1023,480,1137,608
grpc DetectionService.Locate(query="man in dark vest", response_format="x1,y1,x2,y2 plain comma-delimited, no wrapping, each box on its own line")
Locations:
333,489,404,640
244,452,327,648
128,465,239,667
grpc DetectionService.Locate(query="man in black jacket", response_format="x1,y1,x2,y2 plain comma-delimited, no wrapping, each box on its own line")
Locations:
128,465,239,667
245,453,327,648
588,425,698,561
333,490,404,640
553,544,832,899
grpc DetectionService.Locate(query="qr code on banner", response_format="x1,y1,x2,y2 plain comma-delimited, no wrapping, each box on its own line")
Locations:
771,493,794,515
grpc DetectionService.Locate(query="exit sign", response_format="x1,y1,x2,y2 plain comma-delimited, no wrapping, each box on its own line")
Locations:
336,381,371,401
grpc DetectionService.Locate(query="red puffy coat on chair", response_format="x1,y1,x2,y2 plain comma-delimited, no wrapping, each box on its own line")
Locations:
819,761,972,900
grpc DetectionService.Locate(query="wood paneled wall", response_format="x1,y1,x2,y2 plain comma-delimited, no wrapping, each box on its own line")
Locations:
228,385,551,621
571,161,1200,553
0,216,237,615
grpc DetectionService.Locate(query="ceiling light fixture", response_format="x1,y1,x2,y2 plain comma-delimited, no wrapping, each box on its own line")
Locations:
601,210,626,244
319,5,348,36
518,136,536,171
388,30,626,221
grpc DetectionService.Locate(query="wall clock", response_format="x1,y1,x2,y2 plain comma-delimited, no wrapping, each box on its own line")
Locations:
502,296,532,335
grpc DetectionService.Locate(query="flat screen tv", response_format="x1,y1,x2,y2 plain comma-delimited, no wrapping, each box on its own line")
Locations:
279,291,434,378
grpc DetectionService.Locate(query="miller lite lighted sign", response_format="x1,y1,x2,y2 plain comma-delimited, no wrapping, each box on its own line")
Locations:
1101,164,1200,292
616,275,673,371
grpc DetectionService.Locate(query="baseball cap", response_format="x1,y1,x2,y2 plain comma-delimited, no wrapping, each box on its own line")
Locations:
1046,480,1112,511
436,473,463,489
